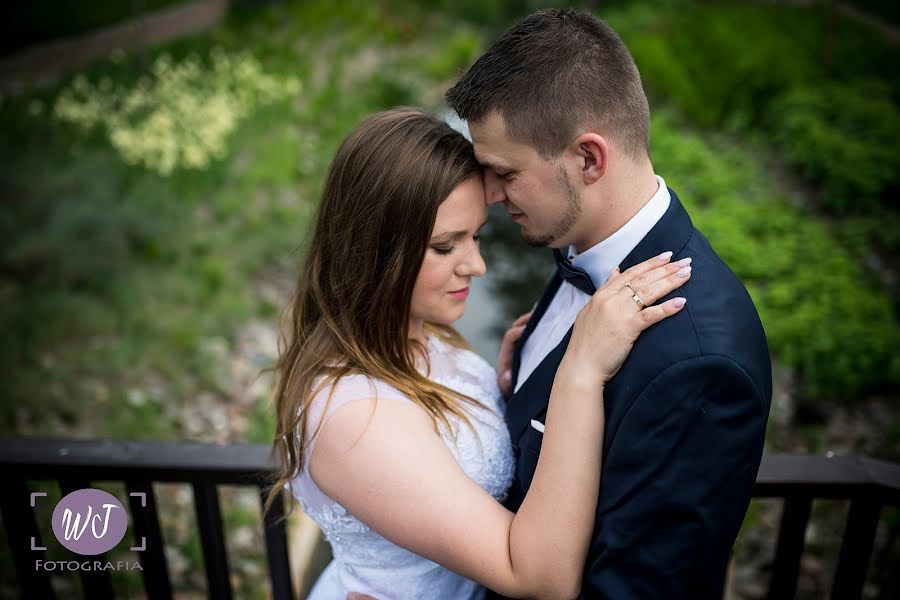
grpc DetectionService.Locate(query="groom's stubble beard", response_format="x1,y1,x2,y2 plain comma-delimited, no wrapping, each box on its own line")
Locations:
522,165,582,248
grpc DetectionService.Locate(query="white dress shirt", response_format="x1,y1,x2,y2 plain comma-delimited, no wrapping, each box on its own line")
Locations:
514,175,672,393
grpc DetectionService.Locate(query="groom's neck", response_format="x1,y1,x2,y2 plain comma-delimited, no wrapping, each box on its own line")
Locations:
571,160,658,253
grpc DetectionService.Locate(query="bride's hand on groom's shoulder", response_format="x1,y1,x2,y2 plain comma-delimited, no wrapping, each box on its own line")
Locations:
564,252,692,387
346,593,376,600
497,310,533,398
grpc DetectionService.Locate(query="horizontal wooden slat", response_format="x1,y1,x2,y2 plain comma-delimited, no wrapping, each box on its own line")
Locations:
0,437,276,485
754,454,900,502
4,440,898,501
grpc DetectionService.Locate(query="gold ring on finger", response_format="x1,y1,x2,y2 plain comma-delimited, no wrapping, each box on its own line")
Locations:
624,281,645,307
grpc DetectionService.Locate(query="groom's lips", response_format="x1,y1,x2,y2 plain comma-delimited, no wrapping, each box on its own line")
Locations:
509,212,524,222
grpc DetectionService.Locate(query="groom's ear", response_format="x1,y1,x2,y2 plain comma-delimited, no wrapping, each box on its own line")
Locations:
572,133,608,184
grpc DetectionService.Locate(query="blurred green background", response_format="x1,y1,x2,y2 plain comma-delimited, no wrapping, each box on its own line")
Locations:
1,0,898,598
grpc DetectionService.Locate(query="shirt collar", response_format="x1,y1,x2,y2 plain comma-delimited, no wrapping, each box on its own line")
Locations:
568,175,671,288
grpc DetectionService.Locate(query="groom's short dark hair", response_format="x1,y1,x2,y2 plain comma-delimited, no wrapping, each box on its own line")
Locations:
446,9,650,161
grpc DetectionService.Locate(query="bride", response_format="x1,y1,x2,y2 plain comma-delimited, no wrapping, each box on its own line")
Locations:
263,108,690,599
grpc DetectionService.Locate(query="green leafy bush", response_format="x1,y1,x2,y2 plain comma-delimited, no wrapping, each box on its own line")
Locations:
0,0,504,435
652,109,900,398
53,49,301,175
608,3,826,128
768,81,900,213
607,1,900,212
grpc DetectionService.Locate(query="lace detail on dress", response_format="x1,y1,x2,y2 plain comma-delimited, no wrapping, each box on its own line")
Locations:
425,336,514,503
288,336,514,600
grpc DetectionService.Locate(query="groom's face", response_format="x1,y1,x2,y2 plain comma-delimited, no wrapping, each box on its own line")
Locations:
468,111,582,249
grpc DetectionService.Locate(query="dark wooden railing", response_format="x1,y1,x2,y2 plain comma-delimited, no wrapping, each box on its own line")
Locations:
1,438,898,600
755,454,900,599
0,438,292,600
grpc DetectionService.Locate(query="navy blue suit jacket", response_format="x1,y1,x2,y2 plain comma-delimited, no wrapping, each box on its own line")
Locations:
490,188,771,599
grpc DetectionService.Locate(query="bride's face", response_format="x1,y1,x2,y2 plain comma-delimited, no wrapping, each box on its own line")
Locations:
410,175,488,328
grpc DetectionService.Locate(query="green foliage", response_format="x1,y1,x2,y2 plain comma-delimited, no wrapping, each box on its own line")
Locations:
607,1,900,213
768,81,900,212
416,0,534,28
0,0,494,437
422,28,483,81
622,8,818,128
652,110,900,398
366,72,420,109
53,50,301,175
246,393,276,445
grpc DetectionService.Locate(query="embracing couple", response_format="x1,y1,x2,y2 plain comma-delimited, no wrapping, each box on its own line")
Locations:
265,9,772,600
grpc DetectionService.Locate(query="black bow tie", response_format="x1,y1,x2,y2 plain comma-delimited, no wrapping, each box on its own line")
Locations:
553,248,597,295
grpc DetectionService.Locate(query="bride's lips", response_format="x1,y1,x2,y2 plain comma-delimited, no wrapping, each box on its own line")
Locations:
448,287,470,300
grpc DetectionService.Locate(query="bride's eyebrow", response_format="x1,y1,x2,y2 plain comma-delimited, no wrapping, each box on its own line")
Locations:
430,219,489,243
430,230,466,243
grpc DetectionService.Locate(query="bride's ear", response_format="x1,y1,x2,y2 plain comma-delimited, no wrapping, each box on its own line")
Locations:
572,133,608,184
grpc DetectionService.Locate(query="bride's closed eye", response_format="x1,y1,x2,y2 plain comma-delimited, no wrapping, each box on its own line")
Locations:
431,232,482,255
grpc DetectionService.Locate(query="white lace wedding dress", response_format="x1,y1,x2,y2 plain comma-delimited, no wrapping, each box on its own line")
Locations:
287,335,515,600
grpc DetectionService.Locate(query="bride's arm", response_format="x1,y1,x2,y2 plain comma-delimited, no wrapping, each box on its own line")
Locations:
311,253,689,599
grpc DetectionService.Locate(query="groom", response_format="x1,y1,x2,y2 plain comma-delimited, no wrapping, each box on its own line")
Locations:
447,9,772,599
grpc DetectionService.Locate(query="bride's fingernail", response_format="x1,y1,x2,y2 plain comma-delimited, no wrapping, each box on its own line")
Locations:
503,371,511,382
677,266,692,277
673,297,687,308
675,257,692,267
657,251,673,261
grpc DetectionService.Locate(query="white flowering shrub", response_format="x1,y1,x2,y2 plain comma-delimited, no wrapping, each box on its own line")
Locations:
53,48,301,175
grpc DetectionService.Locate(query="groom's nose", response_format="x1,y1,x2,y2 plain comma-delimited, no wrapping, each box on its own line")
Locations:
483,171,506,205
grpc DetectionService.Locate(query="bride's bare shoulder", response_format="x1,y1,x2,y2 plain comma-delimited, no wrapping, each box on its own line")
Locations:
307,375,432,466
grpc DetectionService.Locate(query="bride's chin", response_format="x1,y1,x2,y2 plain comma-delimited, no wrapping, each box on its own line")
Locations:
439,306,467,324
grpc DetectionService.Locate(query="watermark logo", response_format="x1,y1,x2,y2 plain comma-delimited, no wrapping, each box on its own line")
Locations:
31,488,145,571
50,488,128,555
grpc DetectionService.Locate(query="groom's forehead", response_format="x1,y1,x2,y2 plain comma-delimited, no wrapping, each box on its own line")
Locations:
468,111,537,162
468,111,510,145
470,118,531,168
473,137,538,172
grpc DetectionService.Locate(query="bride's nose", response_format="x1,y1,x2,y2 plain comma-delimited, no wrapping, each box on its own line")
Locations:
458,246,486,278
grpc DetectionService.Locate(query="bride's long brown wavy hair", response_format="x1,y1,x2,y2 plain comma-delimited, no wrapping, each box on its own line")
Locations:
262,108,485,519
